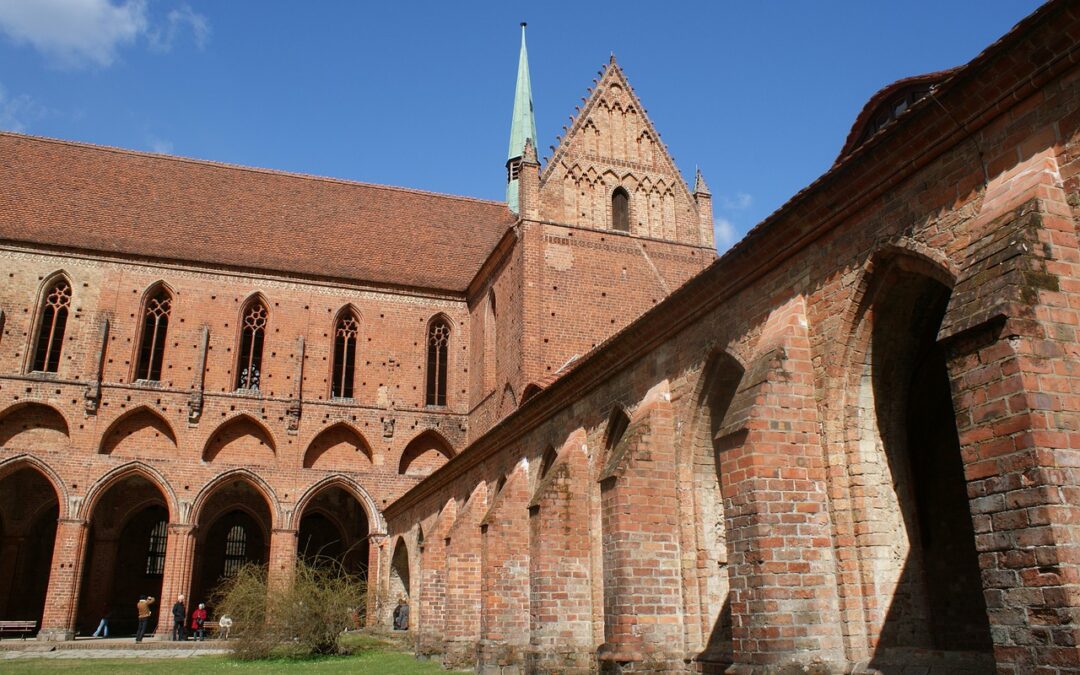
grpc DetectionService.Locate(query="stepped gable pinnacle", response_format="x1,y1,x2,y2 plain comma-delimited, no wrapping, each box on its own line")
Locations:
539,58,693,200
693,168,710,195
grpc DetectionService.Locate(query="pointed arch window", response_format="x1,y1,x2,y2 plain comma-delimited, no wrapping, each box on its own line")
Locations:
236,299,268,391
612,187,630,232
145,520,167,575
32,278,72,373
332,309,360,399
426,318,450,407
136,287,172,381
223,525,248,577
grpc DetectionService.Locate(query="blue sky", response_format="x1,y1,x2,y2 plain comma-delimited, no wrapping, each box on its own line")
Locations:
0,1,1045,251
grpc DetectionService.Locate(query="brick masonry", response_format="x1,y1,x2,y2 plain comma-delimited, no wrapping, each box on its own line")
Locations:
0,1,1078,673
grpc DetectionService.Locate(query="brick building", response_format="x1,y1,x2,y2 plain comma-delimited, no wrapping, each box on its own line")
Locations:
2,2,1079,673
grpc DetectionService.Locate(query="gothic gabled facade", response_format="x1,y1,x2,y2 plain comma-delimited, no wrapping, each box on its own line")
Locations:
4,3,1080,674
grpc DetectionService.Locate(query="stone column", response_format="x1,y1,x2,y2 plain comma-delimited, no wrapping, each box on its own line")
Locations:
153,524,196,637
38,519,88,641
366,533,385,627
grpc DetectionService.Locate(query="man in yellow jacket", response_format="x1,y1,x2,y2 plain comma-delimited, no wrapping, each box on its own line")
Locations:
135,595,156,643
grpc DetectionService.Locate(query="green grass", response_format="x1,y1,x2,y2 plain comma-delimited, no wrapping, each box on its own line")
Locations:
2,635,469,674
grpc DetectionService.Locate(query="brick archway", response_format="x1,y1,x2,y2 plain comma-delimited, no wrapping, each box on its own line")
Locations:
0,462,61,629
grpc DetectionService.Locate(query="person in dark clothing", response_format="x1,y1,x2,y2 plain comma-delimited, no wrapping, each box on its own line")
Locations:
392,597,410,630
171,594,187,641
135,595,156,643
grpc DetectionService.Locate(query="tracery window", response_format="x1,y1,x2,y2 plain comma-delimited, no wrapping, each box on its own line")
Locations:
145,520,167,575
135,288,172,381
236,299,267,391
223,525,248,577
612,187,630,232
332,310,359,398
32,278,72,373
425,319,450,407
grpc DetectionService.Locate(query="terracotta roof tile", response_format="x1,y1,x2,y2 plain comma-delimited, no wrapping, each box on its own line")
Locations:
0,132,515,291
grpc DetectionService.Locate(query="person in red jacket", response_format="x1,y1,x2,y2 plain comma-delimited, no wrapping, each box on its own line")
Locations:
191,603,208,641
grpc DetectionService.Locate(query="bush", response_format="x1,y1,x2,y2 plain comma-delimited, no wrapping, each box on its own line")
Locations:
211,559,367,660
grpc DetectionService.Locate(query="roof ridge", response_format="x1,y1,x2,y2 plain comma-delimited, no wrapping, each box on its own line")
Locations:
0,130,509,208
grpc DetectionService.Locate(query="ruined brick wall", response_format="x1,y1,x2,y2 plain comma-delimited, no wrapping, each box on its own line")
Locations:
383,4,1080,672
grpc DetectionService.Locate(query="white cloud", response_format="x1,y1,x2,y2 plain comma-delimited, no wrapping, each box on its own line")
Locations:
0,0,148,67
0,0,209,68
717,192,753,211
0,83,51,132
713,216,740,253
148,4,210,53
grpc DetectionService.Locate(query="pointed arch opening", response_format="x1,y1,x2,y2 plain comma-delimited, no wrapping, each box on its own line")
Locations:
604,406,630,456
691,350,744,665
303,423,373,470
203,414,276,464
850,257,991,660
331,307,360,399
425,316,451,407
611,187,630,232
99,407,178,456
0,402,69,450
190,476,273,610
296,484,370,581
76,472,170,636
398,429,454,477
0,465,60,629
538,445,557,481
134,283,173,382
235,296,268,392
30,274,72,373
388,537,411,624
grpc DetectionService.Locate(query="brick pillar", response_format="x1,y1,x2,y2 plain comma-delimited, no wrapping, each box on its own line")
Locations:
267,528,298,590
528,430,593,673
936,158,1080,672
38,519,88,641
153,524,196,636
478,463,530,673
444,484,487,668
717,301,845,670
417,500,457,659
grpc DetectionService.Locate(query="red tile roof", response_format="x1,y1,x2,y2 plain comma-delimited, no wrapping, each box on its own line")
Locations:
0,132,515,292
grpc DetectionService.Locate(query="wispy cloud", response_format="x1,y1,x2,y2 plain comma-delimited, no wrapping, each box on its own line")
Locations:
0,82,52,132
717,192,753,211
148,4,210,53
713,216,739,253
147,135,174,154
0,0,209,68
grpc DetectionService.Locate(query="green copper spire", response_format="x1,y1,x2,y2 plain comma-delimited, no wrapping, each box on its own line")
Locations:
506,22,536,213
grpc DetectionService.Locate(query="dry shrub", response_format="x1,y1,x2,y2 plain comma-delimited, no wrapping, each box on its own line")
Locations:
211,559,366,660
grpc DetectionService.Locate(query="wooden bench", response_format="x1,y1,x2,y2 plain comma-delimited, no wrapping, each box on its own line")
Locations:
0,620,36,639
201,620,229,640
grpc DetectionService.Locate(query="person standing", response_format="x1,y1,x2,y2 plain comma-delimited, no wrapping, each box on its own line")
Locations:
135,595,156,643
191,603,208,641
91,602,111,638
171,594,187,641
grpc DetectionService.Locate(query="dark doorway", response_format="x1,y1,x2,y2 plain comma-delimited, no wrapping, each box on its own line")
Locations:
0,467,59,630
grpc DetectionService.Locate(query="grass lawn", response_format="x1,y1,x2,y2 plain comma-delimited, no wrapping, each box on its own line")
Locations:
2,634,470,675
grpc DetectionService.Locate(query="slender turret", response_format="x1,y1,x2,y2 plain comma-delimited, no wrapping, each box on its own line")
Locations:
506,22,537,214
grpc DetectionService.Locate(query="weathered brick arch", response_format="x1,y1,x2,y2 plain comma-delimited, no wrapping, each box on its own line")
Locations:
398,428,454,476
0,401,71,450
201,413,277,464
290,474,386,534
189,468,281,529
80,460,179,523
97,405,178,455
302,421,373,469
0,453,68,518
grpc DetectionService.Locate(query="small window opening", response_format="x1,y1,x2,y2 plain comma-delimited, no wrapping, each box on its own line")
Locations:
612,188,630,232
32,279,72,373
223,525,248,577
236,300,268,391
136,288,172,381
332,310,359,398
145,520,167,576
426,319,450,406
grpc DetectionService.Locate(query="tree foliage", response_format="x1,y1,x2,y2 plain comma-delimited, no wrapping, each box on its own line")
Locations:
211,559,367,660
